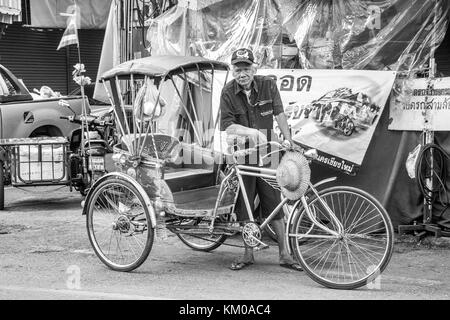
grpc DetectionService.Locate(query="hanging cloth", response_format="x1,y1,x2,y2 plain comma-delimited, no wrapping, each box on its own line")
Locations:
0,0,21,24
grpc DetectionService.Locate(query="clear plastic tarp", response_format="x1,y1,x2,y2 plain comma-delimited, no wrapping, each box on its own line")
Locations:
146,0,283,68
145,0,449,73
29,0,112,29
283,0,450,73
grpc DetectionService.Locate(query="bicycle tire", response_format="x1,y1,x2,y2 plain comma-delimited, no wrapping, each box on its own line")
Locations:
175,218,228,252
289,186,394,290
0,161,4,210
86,178,154,272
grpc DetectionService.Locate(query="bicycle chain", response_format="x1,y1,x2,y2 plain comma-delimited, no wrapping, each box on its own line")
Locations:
178,233,247,248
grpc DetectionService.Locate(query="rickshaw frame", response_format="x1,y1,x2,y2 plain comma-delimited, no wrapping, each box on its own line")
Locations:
83,55,394,290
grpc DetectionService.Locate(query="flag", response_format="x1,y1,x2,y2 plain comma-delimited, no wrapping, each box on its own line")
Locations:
57,12,79,50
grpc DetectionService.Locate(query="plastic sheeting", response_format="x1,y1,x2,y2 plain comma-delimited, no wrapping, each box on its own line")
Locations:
146,0,449,73
146,0,283,68
283,0,450,72
29,0,111,29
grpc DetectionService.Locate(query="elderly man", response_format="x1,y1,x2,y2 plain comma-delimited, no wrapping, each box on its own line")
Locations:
220,48,303,271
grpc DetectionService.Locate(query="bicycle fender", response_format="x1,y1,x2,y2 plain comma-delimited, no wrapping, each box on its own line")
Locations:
285,199,302,256
81,172,157,228
312,177,337,190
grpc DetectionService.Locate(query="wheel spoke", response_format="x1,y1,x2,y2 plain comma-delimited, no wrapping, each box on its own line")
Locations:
346,206,377,234
349,215,384,235
343,193,358,228
316,239,340,275
345,238,381,266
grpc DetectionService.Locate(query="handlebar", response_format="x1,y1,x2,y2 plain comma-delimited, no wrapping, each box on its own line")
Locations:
231,140,317,163
60,114,114,127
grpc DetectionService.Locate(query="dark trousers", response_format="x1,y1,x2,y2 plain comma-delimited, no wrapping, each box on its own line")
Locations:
235,174,284,222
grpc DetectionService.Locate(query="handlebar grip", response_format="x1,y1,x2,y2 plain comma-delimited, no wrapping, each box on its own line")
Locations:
233,148,257,158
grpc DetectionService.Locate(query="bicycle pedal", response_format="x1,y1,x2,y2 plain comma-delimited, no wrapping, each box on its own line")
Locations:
255,244,269,251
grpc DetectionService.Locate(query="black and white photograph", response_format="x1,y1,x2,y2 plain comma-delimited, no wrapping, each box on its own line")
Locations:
0,0,449,309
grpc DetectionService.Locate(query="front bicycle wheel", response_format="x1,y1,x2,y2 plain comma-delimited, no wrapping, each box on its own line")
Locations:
289,186,394,290
86,178,154,272
175,217,228,252
0,160,4,210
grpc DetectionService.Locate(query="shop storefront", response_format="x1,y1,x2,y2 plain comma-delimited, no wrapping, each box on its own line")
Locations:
0,24,104,95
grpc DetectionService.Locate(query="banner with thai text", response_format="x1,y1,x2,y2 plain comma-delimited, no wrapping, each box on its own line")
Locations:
257,69,396,175
389,77,450,131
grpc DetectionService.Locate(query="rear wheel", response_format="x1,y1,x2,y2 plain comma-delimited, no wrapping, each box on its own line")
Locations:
289,186,394,290
86,178,154,271
0,160,4,210
175,217,227,252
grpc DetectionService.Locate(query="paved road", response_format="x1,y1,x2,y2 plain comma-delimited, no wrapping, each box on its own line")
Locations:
0,186,449,300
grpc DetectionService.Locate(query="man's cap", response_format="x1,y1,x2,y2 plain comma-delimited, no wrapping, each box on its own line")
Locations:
231,48,255,65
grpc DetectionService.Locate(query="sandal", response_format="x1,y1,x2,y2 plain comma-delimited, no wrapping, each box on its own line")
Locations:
280,263,303,272
229,261,253,271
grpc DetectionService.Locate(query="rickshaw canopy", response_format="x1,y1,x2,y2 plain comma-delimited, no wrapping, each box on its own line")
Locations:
101,55,230,80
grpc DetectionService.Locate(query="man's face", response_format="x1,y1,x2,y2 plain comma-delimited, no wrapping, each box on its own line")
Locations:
232,63,256,89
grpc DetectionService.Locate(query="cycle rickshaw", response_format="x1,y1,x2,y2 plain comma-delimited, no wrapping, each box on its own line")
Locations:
83,55,394,290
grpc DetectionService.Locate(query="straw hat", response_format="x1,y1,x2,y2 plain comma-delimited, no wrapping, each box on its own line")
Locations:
276,151,311,201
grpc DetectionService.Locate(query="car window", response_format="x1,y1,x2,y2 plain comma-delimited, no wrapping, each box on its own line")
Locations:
0,70,17,96
17,78,31,94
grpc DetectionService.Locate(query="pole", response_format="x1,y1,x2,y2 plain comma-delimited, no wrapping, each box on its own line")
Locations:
73,0,91,184
423,0,439,225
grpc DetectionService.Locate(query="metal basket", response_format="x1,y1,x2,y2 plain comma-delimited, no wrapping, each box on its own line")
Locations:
1,137,70,186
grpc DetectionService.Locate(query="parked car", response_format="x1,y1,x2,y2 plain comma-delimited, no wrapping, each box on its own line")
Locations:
0,64,89,139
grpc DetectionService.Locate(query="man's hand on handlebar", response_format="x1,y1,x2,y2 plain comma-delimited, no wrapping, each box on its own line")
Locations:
249,128,268,146
281,139,303,152
226,125,267,147
281,139,292,149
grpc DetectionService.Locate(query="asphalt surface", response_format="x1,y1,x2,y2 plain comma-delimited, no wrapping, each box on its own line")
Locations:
0,185,449,300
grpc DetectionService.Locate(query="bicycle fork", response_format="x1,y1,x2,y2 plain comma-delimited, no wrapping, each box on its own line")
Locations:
286,184,344,256
307,184,344,235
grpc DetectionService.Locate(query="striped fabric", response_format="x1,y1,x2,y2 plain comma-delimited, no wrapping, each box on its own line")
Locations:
57,13,79,50
0,0,21,24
